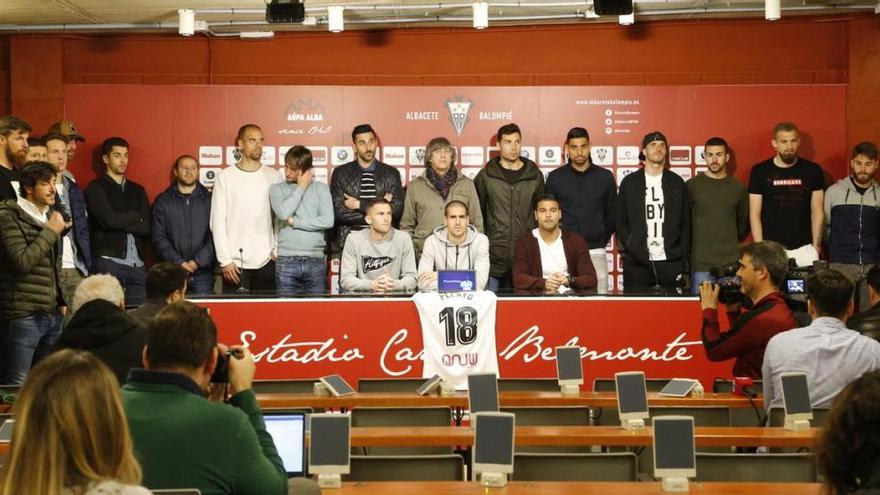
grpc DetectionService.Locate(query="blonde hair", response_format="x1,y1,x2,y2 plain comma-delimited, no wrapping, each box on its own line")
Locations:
0,350,142,495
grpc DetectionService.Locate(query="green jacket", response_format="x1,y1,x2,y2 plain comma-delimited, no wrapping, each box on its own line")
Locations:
0,199,62,320
474,157,545,278
122,373,287,495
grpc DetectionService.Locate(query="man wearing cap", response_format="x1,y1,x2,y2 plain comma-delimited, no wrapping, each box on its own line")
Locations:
48,120,86,175
0,115,31,201
615,131,690,291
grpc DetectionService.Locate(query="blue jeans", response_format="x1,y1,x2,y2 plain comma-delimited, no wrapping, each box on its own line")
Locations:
276,256,327,296
93,257,146,306
691,271,715,295
1,313,62,385
187,271,215,296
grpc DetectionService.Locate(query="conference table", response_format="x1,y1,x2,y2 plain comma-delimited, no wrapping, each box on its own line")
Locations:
330,481,821,494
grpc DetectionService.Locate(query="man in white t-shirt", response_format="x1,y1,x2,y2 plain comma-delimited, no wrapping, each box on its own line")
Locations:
615,131,690,291
210,124,281,294
512,194,597,295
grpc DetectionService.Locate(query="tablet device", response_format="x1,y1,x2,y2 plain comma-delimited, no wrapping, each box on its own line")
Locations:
781,372,813,417
0,419,13,442
308,414,351,475
319,374,356,397
468,372,499,413
555,346,584,386
653,415,696,479
615,371,649,420
659,379,698,397
417,374,443,395
473,412,515,475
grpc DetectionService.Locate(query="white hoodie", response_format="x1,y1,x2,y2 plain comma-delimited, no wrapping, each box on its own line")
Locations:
417,224,490,291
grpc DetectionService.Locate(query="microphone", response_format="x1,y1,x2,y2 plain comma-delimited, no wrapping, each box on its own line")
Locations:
237,247,249,294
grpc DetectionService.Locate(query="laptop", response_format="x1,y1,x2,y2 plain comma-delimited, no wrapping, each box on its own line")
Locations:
438,270,477,292
263,412,306,477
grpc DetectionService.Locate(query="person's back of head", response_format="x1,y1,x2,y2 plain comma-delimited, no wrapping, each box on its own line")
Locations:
72,274,125,314
818,369,880,494
145,262,188,303
807,269,855,321
145,301,217,378
0,349,142,495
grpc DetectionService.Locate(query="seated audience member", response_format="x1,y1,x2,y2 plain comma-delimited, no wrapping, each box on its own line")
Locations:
847,265,880,341
700,240,797,379
127,261,188,324
122,301,288,495
269,145,334,296
763,269,880,412
340,198,417,294
0,349,150,495
24,136,47,162
417,200,489,291
401,136,483,260
152,154,215,295
817,369,880,495
512,194,597,294
59,274,146,385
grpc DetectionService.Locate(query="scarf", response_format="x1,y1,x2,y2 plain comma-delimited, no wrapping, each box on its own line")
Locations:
426,166,457,200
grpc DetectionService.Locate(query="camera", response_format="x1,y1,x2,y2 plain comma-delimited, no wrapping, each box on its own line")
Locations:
709,262,742,305
210,348,243,384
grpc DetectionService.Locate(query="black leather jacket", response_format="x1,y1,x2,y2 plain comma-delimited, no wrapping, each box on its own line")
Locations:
329,160,404,248
847,303,880,342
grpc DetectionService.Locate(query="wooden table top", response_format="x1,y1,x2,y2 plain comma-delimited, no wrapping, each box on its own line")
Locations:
330,481,821,494
257,391,761,409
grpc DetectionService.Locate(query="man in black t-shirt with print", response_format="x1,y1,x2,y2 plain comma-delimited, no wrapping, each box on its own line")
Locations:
748,122,825,267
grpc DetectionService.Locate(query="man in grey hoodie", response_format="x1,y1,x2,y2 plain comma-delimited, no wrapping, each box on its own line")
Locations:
340,198,417,294
417,200,489,291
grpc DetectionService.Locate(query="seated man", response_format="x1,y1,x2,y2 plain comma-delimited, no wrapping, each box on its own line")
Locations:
847,264,880,341
58,274,146,385
700,240,797,379
417,200,490,291
127,261,188,324
339,198,417,294
122,301,288,495
763,269,880,411
512,194,597,294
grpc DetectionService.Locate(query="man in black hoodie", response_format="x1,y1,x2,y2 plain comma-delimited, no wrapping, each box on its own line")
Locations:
59,273,146,384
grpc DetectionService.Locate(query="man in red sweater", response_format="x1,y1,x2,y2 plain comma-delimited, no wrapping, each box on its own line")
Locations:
700,240,797,378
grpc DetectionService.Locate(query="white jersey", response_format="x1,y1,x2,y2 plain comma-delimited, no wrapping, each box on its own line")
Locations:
413,291,499,390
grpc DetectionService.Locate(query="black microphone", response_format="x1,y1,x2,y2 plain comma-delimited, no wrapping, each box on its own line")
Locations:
237,247,249,294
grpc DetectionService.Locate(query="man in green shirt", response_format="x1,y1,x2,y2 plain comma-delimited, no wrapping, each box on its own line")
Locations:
686,137,750,293
122,301,288,495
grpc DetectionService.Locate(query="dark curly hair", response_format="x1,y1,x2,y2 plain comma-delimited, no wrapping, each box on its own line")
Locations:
816,369,880,494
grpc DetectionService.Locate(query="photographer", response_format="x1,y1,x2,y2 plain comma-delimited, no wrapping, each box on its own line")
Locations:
121,301,287,495
700,241,797,378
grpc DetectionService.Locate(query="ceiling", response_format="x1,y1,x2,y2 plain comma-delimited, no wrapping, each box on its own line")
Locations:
0,0,876,34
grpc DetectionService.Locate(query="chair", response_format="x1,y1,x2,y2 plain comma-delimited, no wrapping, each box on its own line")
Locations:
252,379,316,394
512,452,638,481
712,379,763,394
351,407,453,455
357,377,425,393
498,378,559,392
696,453,817,482
649,406,730,427
345,454,465,481
501,406,592,453
767,407,831,428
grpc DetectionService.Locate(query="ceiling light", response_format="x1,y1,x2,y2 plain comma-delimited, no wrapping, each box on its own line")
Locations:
473,2,489,29
619,13,634,25
765,0,781,20
178,9,195,36
328,6,344,33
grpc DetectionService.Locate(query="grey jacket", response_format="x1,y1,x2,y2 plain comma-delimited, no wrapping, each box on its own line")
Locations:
339,228,417,293
417,224,489,291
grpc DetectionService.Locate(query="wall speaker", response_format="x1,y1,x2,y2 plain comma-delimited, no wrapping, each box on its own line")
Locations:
593,0,633,16
266,0,305,23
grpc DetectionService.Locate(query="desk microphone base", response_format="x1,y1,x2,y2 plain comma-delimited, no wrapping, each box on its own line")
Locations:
479,472,508,487
661,476,689,492
317,474,341,489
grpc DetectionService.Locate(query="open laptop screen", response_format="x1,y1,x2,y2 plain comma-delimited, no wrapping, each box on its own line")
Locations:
264,413,306,476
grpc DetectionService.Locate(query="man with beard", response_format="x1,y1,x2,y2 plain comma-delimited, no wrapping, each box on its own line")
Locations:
825,142,880,312
0,115,31,201
749,122,825,266
417,200,490,291
686,137,749,293
330,124,404,250
152,155,215,295
85,137,151,306
25,137,48,163
211,124,280,294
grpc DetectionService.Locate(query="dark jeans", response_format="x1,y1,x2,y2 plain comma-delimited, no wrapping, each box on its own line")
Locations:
0,313,62,385
222,260,276,294
93,257,146,306
276,256,327,296
187,270,215,296
622,257,685,292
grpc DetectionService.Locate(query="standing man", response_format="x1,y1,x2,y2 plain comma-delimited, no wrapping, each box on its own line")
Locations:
616,131,690,291
687,137,749,291
211,124,280,294
545,127,616,293
85,137,150,306
48,120,86,171
45,133,91,308
512,195,598,295
152,154,215,295
825,141,880,312
0,115,30,201
330,124,404,251
0,162,66,384
749,122,825,266
269,145,334,295
474,123,545,292
340,198,417,294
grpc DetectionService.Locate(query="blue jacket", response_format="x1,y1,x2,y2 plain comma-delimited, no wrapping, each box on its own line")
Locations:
64,176,92,274
151,182,214,275
825,177,880,265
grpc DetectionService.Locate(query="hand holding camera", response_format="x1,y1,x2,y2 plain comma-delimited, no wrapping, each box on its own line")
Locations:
210,345,256,396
